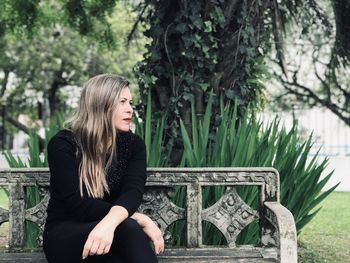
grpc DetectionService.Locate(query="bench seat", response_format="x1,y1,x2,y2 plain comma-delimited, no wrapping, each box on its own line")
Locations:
0,247,278,262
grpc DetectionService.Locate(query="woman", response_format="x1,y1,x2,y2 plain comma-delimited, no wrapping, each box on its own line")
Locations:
43,74,164,263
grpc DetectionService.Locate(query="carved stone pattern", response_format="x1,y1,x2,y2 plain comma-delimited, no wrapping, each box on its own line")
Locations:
38,186,48,199
137,186,185,245
25,192,50,247
147,171,279,201
261,225,278,246
202,187,259,247
255,173,278,201
148,170,277,182
262,205,285,247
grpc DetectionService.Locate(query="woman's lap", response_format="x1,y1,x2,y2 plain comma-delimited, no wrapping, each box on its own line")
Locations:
43,218,157,263
43,219,98,263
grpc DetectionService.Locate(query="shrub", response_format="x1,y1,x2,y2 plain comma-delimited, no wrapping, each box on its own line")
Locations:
170,93,338,245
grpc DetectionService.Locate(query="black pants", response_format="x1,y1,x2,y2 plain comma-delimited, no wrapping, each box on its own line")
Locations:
43,218,158,263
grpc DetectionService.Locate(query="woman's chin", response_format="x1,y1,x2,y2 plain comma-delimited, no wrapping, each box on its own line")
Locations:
116,126,130,132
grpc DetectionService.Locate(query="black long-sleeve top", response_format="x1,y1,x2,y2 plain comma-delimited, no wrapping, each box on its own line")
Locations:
45,129,147,228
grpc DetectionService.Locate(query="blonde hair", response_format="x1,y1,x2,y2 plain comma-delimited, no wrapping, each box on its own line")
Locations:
65,74,129,198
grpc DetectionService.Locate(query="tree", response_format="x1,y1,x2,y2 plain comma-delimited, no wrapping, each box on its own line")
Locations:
131,0,348,163
132,0,273,163
0,0,117,47
0,1,147,149
267,0,350,127
3,0,349,145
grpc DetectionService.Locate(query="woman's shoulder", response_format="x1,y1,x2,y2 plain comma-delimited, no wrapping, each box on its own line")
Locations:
118,131,144,147
117,131,146,158
48,129,77,152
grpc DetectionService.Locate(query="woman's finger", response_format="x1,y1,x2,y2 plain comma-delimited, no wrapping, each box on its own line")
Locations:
89,240,100,256
154,238,164,254
82,238,93,259
96,246,105,255
104,244,111,254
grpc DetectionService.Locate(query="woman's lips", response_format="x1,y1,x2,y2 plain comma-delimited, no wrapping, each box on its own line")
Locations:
123,118,132,123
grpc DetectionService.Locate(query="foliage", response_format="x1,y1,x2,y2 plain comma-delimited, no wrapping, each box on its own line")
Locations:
169,95,337,245
277,0,350,63
134,0,272,151
3,0,349,138
133,92,173,167
0,1,147,148
0,0,117,47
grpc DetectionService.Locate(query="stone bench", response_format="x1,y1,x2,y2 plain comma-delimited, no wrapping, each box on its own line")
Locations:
0,167,297,262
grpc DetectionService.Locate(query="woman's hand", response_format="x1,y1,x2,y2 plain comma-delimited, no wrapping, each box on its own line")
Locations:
142,217,164,255
82,206,128,260
131,213,165,255
82,219,114,259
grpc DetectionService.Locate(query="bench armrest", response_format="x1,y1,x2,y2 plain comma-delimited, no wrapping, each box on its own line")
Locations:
263,201,297,263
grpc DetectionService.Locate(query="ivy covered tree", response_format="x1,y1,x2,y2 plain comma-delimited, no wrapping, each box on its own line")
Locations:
131,0,350,161
133,1,271,161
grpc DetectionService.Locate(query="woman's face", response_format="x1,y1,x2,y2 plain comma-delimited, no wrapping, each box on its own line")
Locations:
114,88,133,132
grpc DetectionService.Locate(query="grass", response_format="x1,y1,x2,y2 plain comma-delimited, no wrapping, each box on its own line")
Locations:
0,188,9,248
0,188,8,208
298,192,350,263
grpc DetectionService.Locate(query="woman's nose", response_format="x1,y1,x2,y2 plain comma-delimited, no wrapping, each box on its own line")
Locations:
126,103,133,113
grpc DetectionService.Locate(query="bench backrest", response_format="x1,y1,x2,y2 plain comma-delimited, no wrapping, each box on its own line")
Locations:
0,167,280,251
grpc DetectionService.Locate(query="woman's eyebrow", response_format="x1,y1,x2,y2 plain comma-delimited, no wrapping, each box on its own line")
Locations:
120,97,133,101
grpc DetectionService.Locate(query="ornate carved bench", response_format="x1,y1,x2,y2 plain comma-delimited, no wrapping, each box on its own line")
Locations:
0,167,297,262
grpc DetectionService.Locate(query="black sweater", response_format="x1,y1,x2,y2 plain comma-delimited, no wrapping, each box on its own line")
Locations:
45,129,147,227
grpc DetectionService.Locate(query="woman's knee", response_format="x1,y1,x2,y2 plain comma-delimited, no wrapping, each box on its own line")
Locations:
115,218,145,239
113,218,157,262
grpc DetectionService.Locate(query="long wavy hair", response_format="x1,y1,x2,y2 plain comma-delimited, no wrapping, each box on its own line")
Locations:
65,74,129,198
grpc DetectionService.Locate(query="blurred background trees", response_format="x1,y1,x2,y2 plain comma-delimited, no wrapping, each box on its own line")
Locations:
0,0,349,146
0,0,147,149
268,0,350,127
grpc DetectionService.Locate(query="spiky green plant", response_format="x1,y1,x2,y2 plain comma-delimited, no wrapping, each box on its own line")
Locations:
173,94,337,246
134,91,173,167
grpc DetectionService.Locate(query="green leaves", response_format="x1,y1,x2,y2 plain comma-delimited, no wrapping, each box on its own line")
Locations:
134,91,172,167
135,0,230,142
0,0,118,46
176,97,337,245
204,21,213,33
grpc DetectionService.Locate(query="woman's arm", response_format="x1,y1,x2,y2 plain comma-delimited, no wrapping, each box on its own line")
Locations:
131,212,165,255
115,135,164,254
113,135,147,216
82,205,128,259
